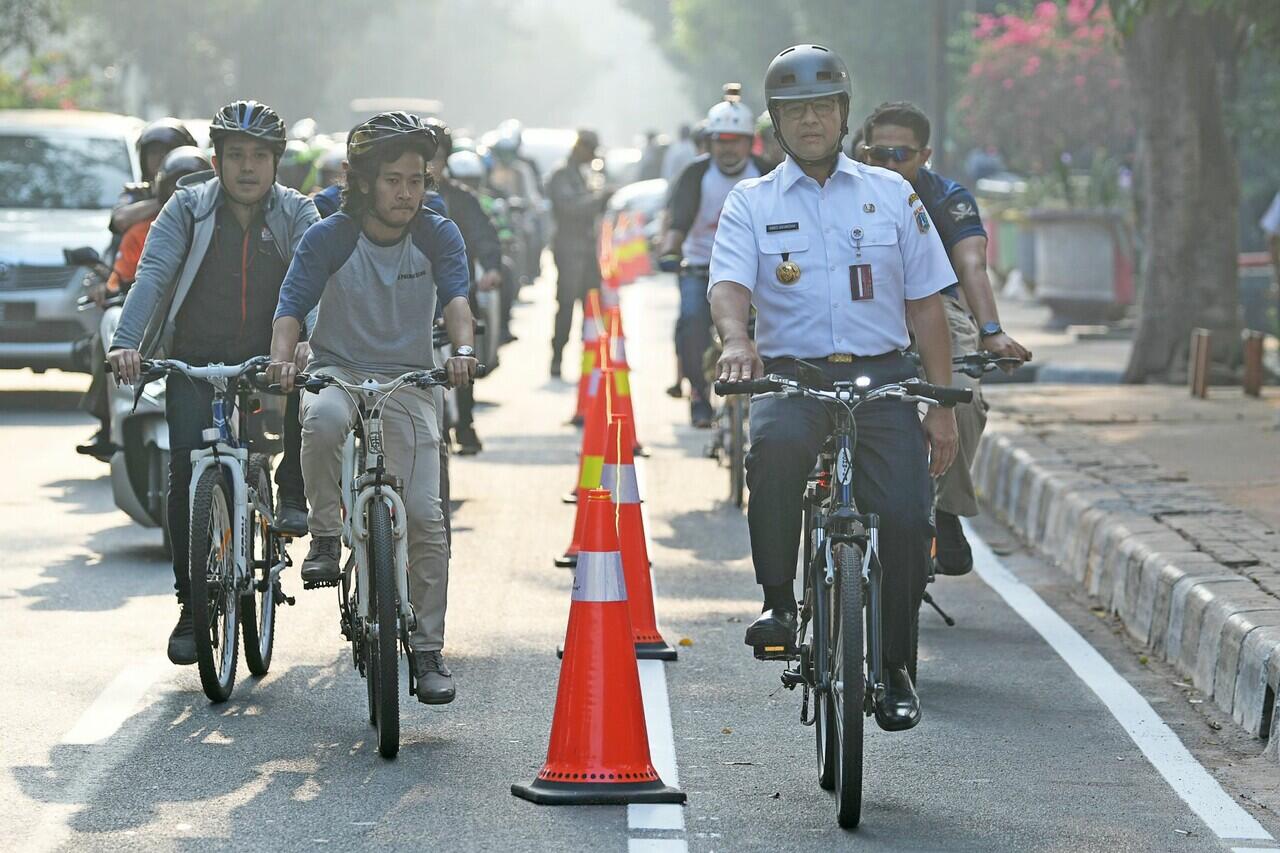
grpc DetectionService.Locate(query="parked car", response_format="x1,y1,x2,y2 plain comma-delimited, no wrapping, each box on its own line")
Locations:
0,110,142,372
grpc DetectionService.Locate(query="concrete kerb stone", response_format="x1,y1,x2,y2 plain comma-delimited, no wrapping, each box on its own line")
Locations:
975,419,1280,762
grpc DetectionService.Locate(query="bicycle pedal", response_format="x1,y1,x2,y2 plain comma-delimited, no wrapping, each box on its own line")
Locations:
302,578,339,590
753,643,798,662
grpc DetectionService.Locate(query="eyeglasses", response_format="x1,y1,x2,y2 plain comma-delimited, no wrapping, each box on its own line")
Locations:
861,144,920,164
778,98,839,122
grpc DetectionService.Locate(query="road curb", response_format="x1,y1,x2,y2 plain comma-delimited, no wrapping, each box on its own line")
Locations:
974,421,1280,761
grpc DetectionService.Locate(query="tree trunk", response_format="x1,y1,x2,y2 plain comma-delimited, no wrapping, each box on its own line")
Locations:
1121,7,1241,383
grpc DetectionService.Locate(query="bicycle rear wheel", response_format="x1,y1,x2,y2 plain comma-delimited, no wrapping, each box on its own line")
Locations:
832,542,865,829
242,454,278,676
366,498,400,759
189,466,240,703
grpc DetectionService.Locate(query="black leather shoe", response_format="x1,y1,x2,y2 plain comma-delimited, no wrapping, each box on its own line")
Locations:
934,510,973,576
875,664,921,731
744,608,798,650
274,496,309,537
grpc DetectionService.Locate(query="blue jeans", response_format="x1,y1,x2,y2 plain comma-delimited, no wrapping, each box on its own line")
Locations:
676,270,712,405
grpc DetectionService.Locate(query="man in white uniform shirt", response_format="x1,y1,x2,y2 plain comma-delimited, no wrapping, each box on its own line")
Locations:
709,44,959,731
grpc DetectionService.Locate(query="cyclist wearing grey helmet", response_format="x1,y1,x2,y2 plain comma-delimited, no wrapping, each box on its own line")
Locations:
709,45,960,731
109,100,319,667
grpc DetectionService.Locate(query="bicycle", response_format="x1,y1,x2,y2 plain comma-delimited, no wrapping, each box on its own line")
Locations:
131,355,296,702
292,364,484,760
715,369,971,829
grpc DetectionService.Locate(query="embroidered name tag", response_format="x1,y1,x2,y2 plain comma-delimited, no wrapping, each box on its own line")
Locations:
765,222,800,233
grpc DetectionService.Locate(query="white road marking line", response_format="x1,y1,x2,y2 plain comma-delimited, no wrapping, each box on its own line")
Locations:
1232,847,1280,852
966,520,1274,843
61,657,170,745
628,840,689,853
629,803,685,831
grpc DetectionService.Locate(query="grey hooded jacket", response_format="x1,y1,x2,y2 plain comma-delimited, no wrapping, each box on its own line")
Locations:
112,170,320,357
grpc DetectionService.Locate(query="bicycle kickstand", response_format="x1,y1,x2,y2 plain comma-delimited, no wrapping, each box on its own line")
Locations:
922,590,956,627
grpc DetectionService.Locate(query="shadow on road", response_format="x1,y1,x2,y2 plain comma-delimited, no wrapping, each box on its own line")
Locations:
19,522,168,612
0,388,85,413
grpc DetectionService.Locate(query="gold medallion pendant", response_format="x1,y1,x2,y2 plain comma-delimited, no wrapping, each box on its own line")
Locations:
776,260,801,285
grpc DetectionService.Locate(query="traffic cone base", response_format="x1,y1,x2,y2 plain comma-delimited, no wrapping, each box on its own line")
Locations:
511,777,685,806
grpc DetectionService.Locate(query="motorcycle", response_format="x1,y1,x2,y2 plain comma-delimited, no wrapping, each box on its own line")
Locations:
66,246,171,554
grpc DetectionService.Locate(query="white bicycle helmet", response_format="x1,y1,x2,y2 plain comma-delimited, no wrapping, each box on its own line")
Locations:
705,100,755,138
447,150,486,181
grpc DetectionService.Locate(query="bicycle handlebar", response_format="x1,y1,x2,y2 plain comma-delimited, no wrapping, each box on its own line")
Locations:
292,364,489,395
714,374,973,409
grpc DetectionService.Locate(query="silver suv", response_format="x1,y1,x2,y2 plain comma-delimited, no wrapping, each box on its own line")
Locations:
0,110,141,372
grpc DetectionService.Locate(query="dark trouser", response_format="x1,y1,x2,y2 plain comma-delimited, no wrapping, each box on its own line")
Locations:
275,389,304,502
78,333,110,431
676,269,712,405
166,376,305,601
551,241,601,359
745,353,932,665
456,384,476,433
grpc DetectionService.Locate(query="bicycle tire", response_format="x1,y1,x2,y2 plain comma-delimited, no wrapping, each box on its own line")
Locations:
189,466,239,703
728,396,746,508
367,497,400,759
809,515,836,791
241,454,277,676
832,541,865,829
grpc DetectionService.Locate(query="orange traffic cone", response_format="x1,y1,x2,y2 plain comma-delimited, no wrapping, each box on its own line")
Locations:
513,490,686,806
603,414,676,661
555,361,613,568
602,308,643,456
570,289,604,429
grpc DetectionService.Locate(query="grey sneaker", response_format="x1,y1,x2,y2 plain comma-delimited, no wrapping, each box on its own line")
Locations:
301,535,341,583
412,650,456,705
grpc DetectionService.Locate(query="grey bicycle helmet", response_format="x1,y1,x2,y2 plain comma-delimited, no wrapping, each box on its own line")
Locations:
764,44,852,165
347,111,439,165
209,100,287,155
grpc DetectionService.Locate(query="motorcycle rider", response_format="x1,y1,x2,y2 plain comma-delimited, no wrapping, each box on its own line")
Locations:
78,118,199,460
267,111,477,704
108,100,319,666
659,98,770,428
450,149,522,345
427,119,503,455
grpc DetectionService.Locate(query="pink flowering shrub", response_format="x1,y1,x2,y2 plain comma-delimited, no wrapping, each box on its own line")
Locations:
956,0,1133,174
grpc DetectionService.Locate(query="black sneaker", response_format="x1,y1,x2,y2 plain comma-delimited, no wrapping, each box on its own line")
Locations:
934,510,974,576
691,399,714,429
167,604,197,665
412,650,456,704
301,536,341,584
76,430,117,461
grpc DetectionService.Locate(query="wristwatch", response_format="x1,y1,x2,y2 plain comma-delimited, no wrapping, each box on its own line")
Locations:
979,322,1003,338
454,345,475,358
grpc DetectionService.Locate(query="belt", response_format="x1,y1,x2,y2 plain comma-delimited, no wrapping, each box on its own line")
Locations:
815,351,901,364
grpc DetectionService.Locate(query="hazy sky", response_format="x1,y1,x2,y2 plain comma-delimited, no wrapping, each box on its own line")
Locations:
336,0,697,148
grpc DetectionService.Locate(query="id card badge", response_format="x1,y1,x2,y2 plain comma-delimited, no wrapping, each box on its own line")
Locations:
849,264,874,301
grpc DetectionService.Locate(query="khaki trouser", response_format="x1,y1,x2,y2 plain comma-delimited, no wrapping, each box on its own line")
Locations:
300,366,450,652
935,296,989,517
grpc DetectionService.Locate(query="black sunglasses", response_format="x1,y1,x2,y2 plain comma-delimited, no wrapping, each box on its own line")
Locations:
861,144,920,163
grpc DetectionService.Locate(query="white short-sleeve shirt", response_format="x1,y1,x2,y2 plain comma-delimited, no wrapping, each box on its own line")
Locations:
709,153,957,358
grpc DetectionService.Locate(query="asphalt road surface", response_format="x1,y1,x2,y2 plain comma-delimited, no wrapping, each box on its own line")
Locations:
2,273,1278,852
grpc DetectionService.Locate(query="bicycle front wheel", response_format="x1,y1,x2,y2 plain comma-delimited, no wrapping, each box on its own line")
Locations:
189,466,240,703
241,454,278,676
832,541,865,829
366,498,400,759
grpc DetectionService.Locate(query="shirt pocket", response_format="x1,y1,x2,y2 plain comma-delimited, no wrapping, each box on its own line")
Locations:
849,223,903,292
759,233,813,293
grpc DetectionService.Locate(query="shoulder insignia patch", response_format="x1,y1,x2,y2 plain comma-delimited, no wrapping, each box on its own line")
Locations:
949,200,977,222
914,206,931,234
907,192,920,206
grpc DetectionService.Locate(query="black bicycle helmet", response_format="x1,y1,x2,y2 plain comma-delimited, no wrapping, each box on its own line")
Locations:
424,116,453,158
154,146,211,204
136,118,197,158
347,111,438,165
764,44,853,165
209,100,287,155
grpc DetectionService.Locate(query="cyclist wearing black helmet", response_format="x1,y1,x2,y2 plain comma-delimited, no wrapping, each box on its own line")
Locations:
267,111,476,705
109,100,319,667
709,45,960,731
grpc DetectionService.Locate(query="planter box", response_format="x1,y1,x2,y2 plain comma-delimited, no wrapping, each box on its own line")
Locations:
1027,208,1130,326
